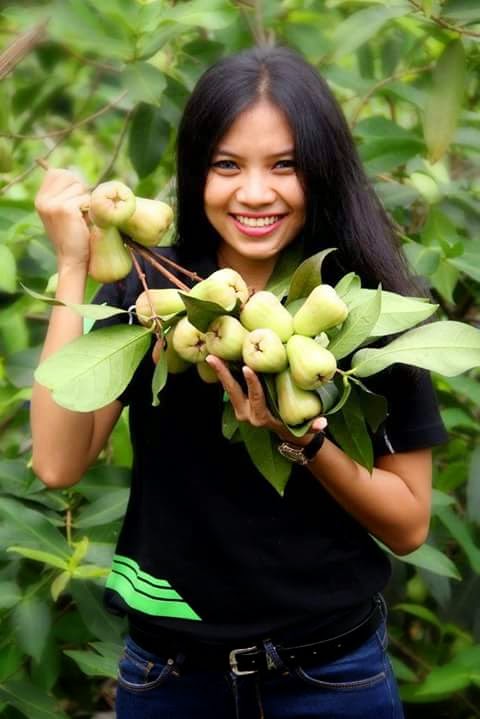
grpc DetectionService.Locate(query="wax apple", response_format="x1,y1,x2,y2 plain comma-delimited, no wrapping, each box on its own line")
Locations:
190,268,249,310
276,369,322,426
88,225,132,283
242,329,287,373
136,289,185,326
205,316,246,361
293,285,348,336
119,197,173,247
89,180,136,228
286,335,337,390
171,317,208,363
240,291,294,342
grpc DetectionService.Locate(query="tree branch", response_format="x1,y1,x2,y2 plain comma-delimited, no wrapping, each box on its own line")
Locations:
409,0,480,38
0,19,48,81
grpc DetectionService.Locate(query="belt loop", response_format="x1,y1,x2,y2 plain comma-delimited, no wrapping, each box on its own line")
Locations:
262,639,288,673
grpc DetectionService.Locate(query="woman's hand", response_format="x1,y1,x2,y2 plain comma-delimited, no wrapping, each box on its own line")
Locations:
205,355,327,446
35,168,92,271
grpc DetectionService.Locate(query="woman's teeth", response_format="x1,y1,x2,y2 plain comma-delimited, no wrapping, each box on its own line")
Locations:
234,215,281,227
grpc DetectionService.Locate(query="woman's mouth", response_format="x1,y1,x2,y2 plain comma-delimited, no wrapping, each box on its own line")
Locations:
229,213,287,237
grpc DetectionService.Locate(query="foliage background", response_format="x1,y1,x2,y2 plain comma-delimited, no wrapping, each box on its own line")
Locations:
0,0,479,716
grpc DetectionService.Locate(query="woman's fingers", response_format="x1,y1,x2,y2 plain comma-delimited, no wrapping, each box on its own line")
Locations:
206,355,247,419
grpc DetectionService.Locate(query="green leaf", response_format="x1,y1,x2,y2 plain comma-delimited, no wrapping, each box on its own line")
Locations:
320,377,351,415
390,655,418,682
265,241,304,299
21,284,128,320
392,602,443,629
351,321,480,378
73,564,109,579
152,344,168,407
329,3,410,61
35,325,151,411
326,385,373,471
122,62,166,107
328,285,382,359
423,40,466,163
377,539,461,579
436,506,480,573
0,497,70,557
287,247,337,303
51,571,71,602
70,581,124,643
350,377,388,433
222,401,238,440
0,580,21,609
0,678,68,719
7,546,68,571
334,272,362,304
238,424,292,496
467,447,480,525
348,289,439,338
63,648,118,679
162,0,236,29
13,598,51,663
75,488,129,529
180,292,239,333
128,102,170,178
0,244,16,293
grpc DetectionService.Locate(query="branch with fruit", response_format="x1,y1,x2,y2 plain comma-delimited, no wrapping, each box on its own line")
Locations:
30,180,480,495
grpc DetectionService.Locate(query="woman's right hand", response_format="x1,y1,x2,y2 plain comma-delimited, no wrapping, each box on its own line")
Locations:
35,168,92,271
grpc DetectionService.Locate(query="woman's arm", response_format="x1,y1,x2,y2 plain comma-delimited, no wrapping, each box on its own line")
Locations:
31,169,123,489
206,356,432,556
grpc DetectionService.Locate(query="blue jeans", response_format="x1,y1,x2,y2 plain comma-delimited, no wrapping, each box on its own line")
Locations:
116,613,404,718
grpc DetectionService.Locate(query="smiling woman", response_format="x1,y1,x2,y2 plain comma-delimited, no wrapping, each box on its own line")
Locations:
32,45,448,719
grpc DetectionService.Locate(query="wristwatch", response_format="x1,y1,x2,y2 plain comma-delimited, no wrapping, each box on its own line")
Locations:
277,431,326,466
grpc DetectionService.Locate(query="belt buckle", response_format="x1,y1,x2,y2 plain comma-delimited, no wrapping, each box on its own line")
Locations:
229,645,258,676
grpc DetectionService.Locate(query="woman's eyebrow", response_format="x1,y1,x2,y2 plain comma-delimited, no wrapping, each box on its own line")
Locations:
214,148,295,157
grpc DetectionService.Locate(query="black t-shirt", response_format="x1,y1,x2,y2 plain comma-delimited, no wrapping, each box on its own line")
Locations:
92,247,448,647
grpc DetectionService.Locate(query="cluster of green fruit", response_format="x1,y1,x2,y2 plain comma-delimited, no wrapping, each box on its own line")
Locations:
136,269,349,427
87,180,173,283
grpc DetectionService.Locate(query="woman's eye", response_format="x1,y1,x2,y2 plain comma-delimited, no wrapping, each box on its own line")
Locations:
275,159,296,169
211,160,238,170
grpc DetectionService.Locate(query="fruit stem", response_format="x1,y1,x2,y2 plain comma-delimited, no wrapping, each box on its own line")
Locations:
128,247,163,338
123,237,191,292
147,248,204,283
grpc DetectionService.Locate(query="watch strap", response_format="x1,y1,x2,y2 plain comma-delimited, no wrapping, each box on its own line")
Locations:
303,430,326,460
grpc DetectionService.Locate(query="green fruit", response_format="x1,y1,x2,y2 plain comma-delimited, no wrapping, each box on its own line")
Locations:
119,197,173,246
88,225,132,283
197,361,219,384
240,291,294,342
406,575,428,603
276,369,322,426
89,181,136,229
242,328,287,373
293,285,348,336
190,268,249,310
136,289,185,326
205,315,246,361
164,336,190,373
171,317,207,363
286,335,337,390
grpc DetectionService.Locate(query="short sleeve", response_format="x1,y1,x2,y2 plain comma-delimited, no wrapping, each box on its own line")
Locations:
363,365,449,457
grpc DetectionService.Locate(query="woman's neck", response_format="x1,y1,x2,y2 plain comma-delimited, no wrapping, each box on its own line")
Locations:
216,247,276,292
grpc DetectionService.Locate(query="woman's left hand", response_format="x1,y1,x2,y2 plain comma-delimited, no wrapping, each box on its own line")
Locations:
205,355,327,446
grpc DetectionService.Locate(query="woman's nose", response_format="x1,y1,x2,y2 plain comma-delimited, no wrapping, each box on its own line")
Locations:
235,171,276,206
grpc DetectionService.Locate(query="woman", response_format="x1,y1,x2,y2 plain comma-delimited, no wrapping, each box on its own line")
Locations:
32,46,448,718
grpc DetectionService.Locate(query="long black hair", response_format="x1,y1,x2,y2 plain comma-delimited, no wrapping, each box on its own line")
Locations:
175,45,424,298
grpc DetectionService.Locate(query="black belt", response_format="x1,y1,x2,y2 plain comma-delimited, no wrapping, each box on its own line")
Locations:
130,597,385,676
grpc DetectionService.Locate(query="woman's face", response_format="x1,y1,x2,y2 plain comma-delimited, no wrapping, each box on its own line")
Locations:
204,100,306,264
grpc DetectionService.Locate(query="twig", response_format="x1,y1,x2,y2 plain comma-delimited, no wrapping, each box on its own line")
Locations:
150,252,204,283
123,238,190,292
96,108,133,184
351,63,434,127
0,19,48,81
0,91,128,196
0,90,128,140
128,247,162,338
408,0,480,38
